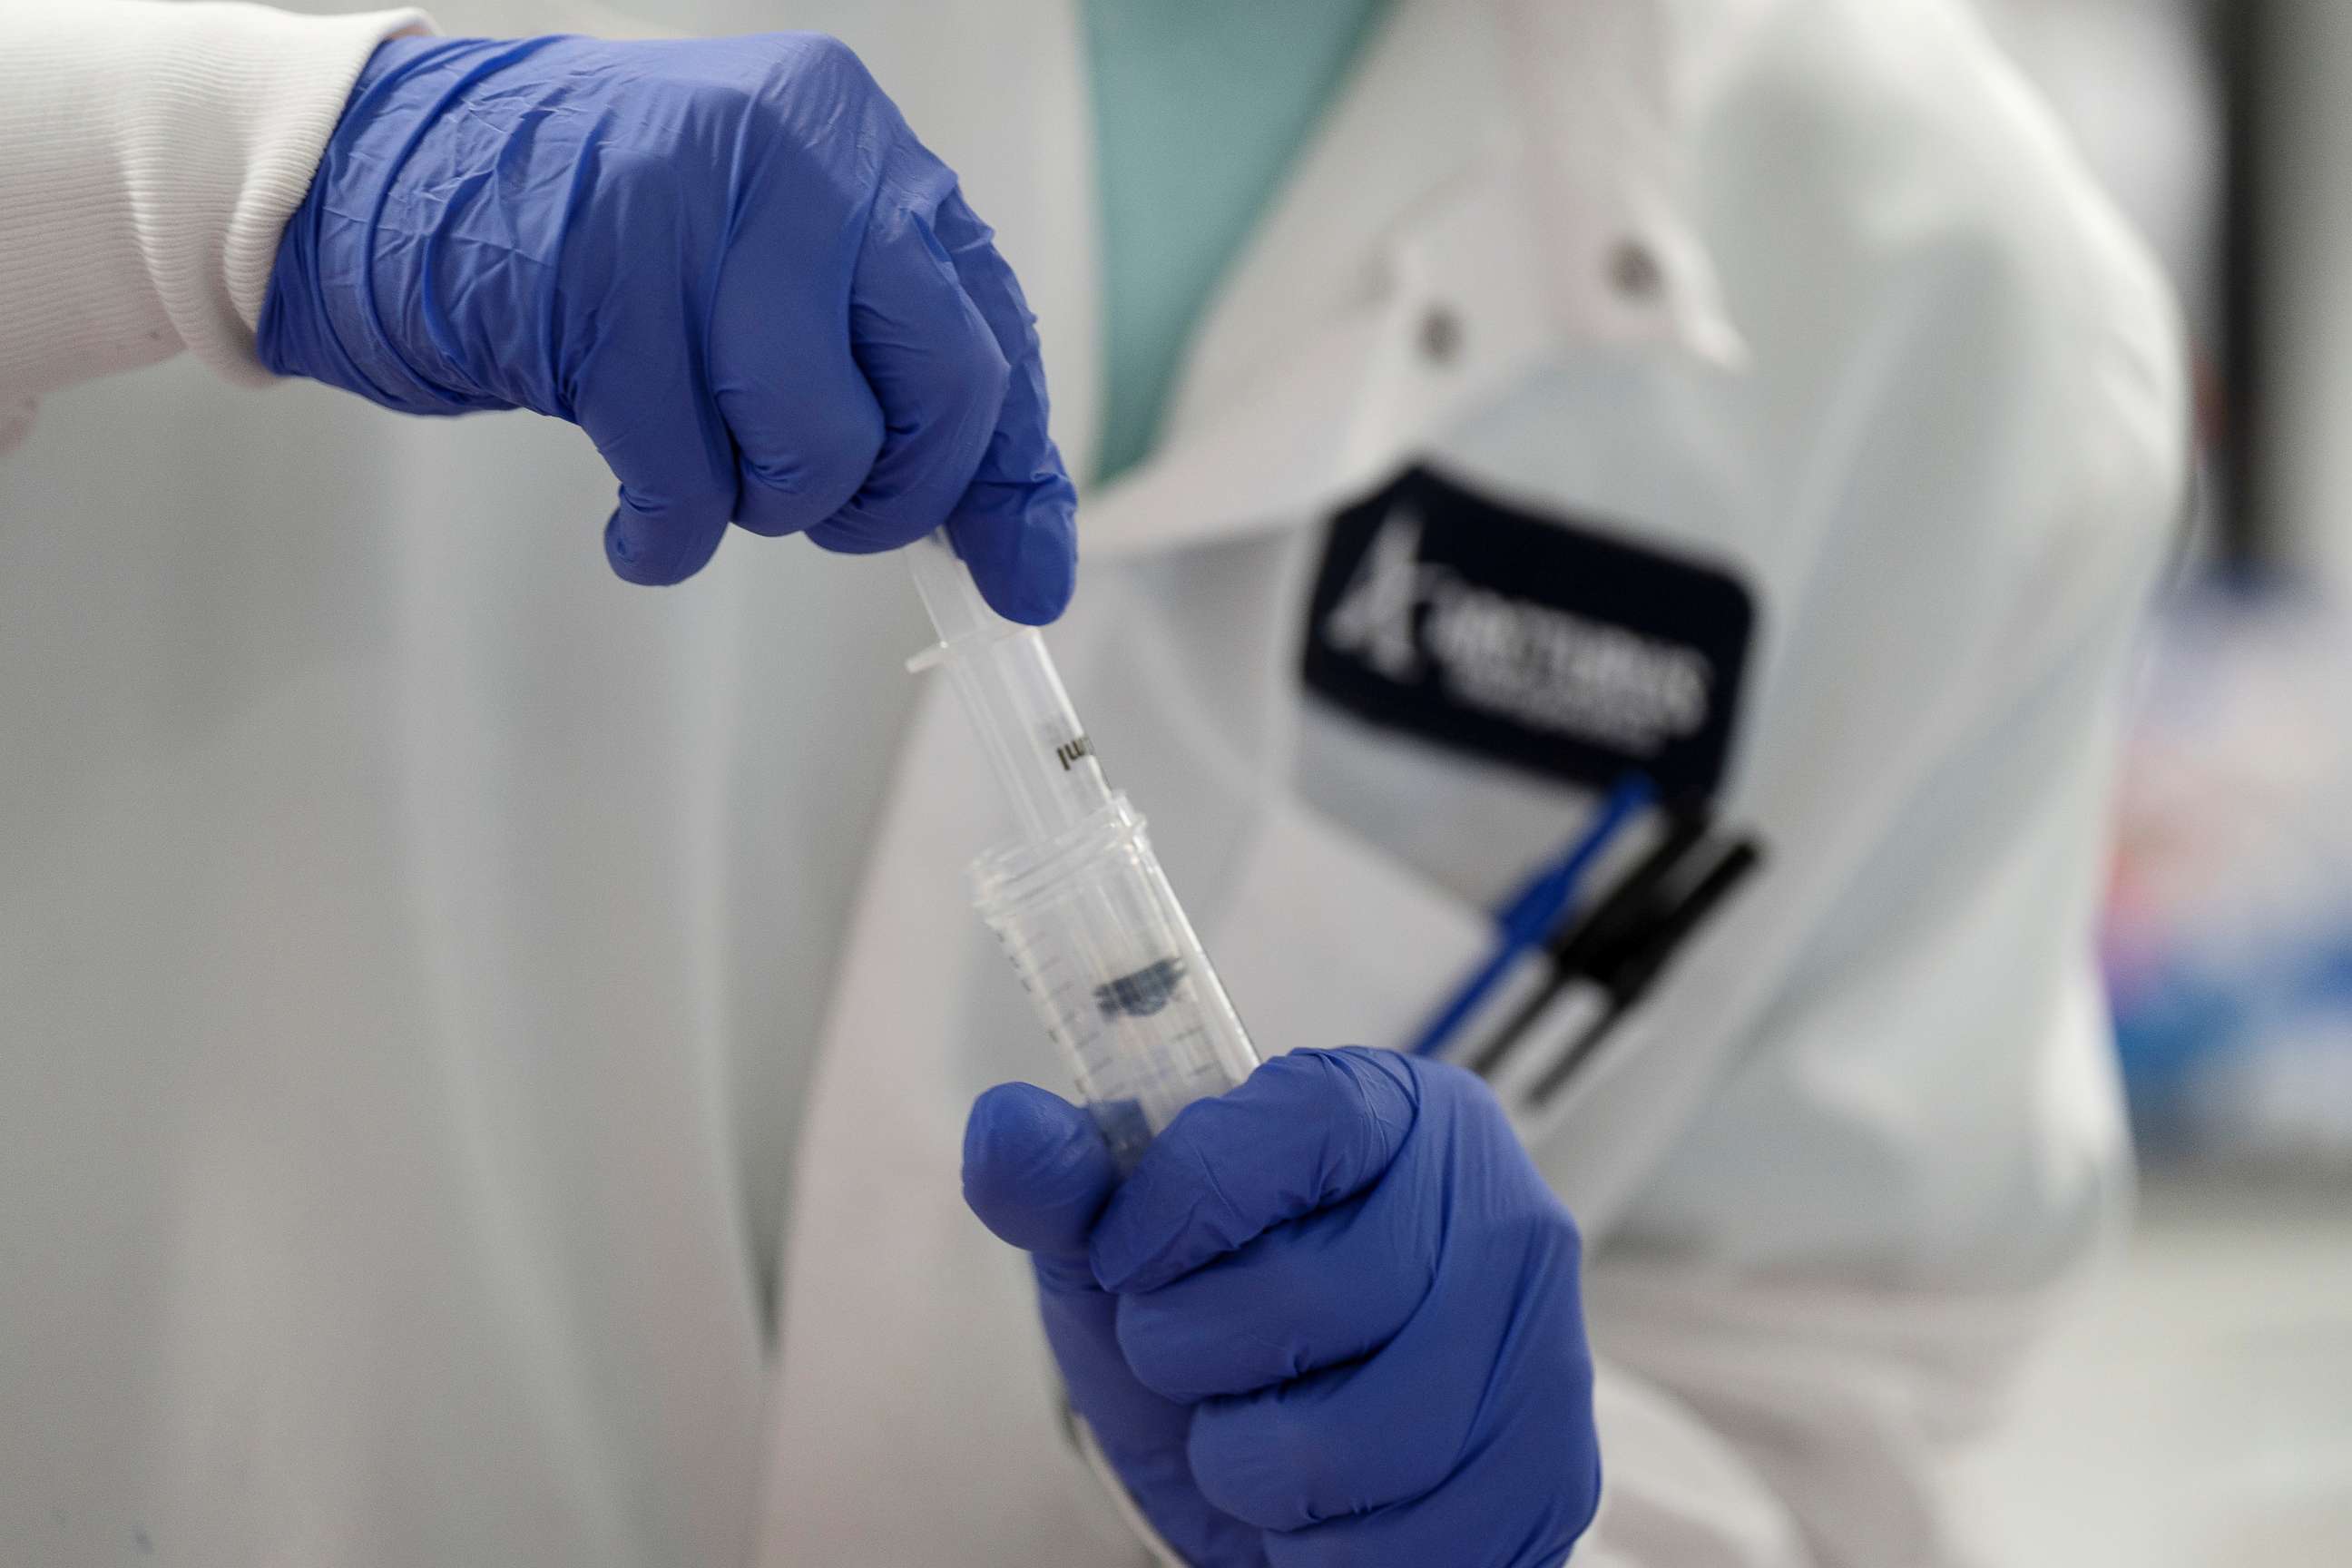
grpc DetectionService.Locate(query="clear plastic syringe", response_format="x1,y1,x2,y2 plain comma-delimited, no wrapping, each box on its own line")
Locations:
906,533,1259,1169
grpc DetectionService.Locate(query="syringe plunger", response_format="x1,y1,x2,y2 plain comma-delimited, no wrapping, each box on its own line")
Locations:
908,534,1259,1167
906,534,1111,842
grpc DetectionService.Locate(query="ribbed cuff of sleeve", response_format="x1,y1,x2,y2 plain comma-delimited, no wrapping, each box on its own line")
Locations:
0,1,428,413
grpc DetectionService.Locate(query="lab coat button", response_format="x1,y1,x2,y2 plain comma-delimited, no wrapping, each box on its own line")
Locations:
1419,304,1464,366
1609,238,1664,302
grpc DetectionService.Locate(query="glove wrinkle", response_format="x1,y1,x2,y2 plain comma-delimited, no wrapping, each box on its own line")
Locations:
260,30,1075,608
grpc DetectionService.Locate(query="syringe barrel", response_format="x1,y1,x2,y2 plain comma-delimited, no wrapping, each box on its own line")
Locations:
933,623,1111,840
907,534,1110,840
971,795,1259,1170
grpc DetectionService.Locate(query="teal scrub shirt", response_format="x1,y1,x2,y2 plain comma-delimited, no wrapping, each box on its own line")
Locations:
1082,0,1395,481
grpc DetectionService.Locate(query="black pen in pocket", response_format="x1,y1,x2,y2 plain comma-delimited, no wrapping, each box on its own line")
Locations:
1460,806,1716,1081
1518,839,1764,1112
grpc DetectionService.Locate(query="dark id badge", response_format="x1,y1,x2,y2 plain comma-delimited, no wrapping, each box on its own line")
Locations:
1302,466,1755,802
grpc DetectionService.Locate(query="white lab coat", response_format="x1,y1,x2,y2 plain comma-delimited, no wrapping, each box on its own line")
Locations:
0,1,2184,1565
760,1,2189,1561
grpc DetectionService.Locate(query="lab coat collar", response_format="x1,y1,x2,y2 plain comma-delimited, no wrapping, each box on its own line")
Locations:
1079,0,1740,561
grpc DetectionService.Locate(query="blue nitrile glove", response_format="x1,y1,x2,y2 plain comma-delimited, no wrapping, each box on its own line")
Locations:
963,1048,1602,1567
259,33,1075,620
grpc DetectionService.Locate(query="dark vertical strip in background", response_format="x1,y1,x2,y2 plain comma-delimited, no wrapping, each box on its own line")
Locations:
2215,0,2276,568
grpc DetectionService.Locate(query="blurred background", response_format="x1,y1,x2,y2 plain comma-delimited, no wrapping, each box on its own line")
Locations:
4,5,2343,1563
1961,3,2352,1563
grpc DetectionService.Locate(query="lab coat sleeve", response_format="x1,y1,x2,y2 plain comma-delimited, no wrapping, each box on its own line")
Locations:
1520,3,2191,1562
0,1,427,451
1564,421,2171,1555
1573,602,2152,1564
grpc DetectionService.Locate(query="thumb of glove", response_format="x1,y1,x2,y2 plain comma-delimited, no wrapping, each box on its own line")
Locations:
964,1085,1269,1566
963,1083,1118,1264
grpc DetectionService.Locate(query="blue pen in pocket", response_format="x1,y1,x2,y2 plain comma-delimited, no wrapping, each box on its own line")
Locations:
1405,774,1654,1060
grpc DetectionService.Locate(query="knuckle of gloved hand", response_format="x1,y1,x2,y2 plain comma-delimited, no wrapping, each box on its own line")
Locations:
753,402,885,519
1549,1194,1585,1259
1425,1056,1548,1164
963,330,1015,414
1304,1049,1421,1184
1112,1289,1268,1406
898,274,1013,421
1481,1202,1583,1298
1522,1210,1592,1336
672,73,763,136
1187,1396,1348,1532
1111,1294,1191,1402
1417,1052,1509,1120
765,33,881,103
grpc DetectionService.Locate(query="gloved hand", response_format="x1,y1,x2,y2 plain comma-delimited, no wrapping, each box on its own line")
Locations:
963,1048,1602,1567
259,33,1075,619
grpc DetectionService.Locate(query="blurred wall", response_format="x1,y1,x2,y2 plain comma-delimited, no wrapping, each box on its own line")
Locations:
2258,0,2352,596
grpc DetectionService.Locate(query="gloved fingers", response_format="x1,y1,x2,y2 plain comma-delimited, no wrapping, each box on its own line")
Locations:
1111,1446,1276,1568
578,364,742,586
961,1082,1117,1273
1182,1262,1527,1534
930,189,1078,625
961,1084,1233,1547
1113,1183,1437,1404
1093,1048,1421,1295
1186,1235,1591,1534
710,196,887,542
601,475,737,587
1181,1364,1453,1532
801,157,1011,561
938,438,1077,625
724,391,886,541
1259,1439,1601,1568
1038,1273,1195,1478
960,1083,1157,1424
